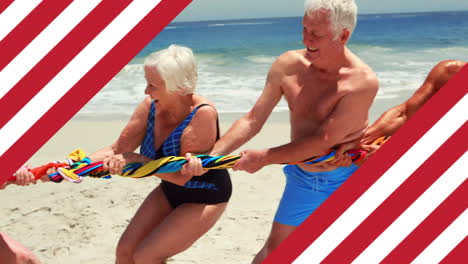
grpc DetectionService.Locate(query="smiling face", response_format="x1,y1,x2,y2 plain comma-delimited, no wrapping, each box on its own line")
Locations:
144,65,173,105
302,11,348,62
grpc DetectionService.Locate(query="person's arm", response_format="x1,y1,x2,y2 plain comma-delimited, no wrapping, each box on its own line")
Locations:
362,60,466,145
210,54,285,156
360,103,407,145
234,71,378,173
89,98,151,162
405,60,466,118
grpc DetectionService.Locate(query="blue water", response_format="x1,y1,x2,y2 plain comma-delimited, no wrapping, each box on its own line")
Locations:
79,11,468,119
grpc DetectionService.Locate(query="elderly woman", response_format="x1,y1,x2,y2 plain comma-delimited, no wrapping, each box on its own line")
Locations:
84,45,232,263
12,45,231,263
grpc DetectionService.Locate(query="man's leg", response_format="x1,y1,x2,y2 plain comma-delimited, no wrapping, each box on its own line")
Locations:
252,222,296,264
252,165,313,263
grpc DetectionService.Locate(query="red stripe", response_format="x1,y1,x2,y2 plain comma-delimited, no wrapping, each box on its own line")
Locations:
321,123,468,263
382,180,468,263
0,0,73,71
0,0,14,14
0,0,132,129
0,0,192,185
263,65,468,264
440,236,468,264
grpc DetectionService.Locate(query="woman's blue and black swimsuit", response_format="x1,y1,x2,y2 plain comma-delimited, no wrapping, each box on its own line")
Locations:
140,102,232,208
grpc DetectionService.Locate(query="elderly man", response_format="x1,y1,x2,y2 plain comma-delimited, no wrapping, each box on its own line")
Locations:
210,0,378,262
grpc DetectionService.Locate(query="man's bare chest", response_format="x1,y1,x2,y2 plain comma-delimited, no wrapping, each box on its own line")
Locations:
282,76,343,121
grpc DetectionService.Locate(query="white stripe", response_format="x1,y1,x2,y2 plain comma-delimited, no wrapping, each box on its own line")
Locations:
0,0,161,156
354,152,468,263
412,209,468,264
293,94,468,264
0,0,41,42
0,0,101,99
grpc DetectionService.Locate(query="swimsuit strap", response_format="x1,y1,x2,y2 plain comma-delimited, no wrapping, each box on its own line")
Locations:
160,103,211,157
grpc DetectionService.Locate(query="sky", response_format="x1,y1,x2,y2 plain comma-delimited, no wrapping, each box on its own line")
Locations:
174,0,468,22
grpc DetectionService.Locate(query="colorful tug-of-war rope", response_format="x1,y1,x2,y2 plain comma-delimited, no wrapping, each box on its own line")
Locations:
8,136,390,184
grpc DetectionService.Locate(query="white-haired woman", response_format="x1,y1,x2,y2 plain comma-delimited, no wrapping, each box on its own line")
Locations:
89,45,232,264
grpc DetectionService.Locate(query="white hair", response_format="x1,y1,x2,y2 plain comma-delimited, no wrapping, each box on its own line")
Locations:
304,0,358,39
144,44,198,95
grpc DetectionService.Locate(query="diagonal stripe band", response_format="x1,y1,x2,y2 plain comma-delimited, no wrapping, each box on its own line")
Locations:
413,209,468,263
353,151,468,263
0,0,74,71
0,0,102,99
0,0,41,42
382,179,468,263
0,0,133,128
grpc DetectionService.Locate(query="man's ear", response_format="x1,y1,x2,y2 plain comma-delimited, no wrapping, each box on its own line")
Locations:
340,28,351,44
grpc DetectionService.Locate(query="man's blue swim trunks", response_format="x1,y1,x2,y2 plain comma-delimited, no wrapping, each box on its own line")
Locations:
274,164,359,226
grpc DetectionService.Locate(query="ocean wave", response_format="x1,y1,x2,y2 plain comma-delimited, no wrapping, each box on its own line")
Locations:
375,94,400,100
208,21,276,27
245,55,276,64
119,64,143,74
352,44,394,53
389,14,420,19
420,46,468,55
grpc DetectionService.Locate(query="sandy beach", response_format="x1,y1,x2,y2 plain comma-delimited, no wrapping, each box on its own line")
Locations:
0,114,296,264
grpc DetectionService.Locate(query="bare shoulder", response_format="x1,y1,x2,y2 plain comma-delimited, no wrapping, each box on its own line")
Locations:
342,65,378,94
271,49,306,74
429,60,466,84
435,60,466,73
193,103,218,121
192,95,218,122
180,96,218,154
133,96,152,116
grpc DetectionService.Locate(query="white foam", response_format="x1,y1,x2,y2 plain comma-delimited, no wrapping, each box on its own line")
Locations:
245,55,276,64
208,21,276,27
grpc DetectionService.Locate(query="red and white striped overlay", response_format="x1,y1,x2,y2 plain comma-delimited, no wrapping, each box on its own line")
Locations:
0,1,466,263
0,0,191,182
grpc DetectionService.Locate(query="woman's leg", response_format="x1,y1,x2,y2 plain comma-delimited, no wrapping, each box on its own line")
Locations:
116,186,172,264
133,202,228,264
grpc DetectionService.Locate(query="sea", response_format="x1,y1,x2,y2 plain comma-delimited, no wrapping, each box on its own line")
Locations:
77,11,468,121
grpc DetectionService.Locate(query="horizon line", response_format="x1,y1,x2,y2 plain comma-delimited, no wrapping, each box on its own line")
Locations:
173,9,468,24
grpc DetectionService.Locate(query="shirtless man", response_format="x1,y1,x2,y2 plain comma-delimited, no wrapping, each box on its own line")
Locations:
209,0,378,262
